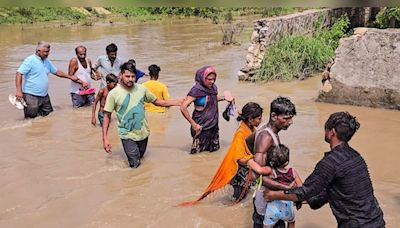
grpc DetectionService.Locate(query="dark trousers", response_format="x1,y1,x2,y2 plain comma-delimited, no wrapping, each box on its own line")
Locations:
70,93,95,108
121,138,148,168
23,93,53,118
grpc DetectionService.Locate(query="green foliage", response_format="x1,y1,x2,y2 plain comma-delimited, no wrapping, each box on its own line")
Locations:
374,7,400,28
261,7,300,17
0,7,305,25
0,7,86,24
255,15,349,82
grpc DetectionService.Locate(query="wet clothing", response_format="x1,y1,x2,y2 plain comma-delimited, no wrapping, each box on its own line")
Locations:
143,80,170,113
70,92,95,108
190,124,219,153
288,143,385,228
264,200,295,226
70,58,92,94
121,137,148,168
17,54,58,97
274,168,295,186
23,93,53,118
254,125,280,216
187,66,219,153
104,84,156,141
264,167,296,226
253,125,281,228
230,163,250,200
179,121,254,206
194,96,207,107
17,54,57,118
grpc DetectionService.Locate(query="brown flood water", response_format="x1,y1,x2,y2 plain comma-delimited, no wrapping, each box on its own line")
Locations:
0,19,399,228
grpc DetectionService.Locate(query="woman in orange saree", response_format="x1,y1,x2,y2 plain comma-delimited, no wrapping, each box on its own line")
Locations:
179,102,272,206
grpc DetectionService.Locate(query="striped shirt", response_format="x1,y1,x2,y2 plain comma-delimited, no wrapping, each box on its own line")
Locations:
288,143,385,228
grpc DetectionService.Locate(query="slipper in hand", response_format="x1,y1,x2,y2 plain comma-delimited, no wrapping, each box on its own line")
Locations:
78,87,96,95
9,94,27,110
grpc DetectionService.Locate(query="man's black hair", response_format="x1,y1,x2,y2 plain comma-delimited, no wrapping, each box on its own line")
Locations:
106,43,118,53
325,112,360,142
270,96,296,117
148,64,161,78
120,62,136,74
105,73,118,83
236,102,263,122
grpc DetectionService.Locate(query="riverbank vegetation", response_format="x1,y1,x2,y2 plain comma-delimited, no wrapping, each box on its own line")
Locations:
374,7,400,28
255,15,350,82
0,7,302,25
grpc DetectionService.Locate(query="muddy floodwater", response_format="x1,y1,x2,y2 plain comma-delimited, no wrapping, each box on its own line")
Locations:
0,18,399,227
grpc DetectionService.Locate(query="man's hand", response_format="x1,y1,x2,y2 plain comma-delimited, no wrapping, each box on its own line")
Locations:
81,81,89,89
263,188,276,202
103,138,112,153
16,90,23,101
91,116,97,126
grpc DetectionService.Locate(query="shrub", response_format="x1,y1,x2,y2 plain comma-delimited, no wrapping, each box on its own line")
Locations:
374,7,400,28
255,15,349,82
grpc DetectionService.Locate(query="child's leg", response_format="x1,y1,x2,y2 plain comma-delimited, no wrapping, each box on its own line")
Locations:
263,225,272,228
287,221,295,228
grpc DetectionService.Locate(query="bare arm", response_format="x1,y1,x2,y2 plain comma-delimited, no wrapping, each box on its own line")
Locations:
102,111,112,153
264,189,299,202
15,72,23,100
247,159,272,176
91,89,104,126
293,169,303,187
180,96,201,135
88,59,98,80
68,58,78,76
54,70,89,89
245,132,256,154
253,132,292,190
152,98,182,107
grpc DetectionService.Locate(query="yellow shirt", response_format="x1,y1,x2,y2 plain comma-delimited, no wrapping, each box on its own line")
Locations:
142,80,170,113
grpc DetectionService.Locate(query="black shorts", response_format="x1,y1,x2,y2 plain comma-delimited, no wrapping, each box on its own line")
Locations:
23,93,53,118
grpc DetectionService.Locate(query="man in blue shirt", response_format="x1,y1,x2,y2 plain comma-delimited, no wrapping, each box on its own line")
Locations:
15,41,88,118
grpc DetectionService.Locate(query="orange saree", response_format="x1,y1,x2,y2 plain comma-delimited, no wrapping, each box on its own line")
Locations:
179,121,254,206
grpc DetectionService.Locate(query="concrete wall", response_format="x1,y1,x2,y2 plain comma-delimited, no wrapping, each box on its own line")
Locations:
238,8,373,81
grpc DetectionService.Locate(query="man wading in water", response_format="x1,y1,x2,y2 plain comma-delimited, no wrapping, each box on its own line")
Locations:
247,97,297,228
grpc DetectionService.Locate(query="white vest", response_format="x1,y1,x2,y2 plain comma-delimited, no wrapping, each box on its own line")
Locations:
70,58,91,94
254,124,280,215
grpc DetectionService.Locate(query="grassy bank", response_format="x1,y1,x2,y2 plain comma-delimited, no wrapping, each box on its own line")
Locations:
0,7,87,24
255,15,350,82
0,7,303,25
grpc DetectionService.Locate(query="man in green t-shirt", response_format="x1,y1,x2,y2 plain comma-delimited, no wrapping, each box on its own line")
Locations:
102,62,182,168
